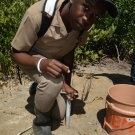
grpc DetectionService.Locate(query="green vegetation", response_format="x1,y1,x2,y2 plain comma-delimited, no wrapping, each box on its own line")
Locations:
0,0,135,76
0,0,38,77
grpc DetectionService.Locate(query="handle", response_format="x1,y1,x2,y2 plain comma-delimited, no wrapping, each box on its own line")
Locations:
104,117,135,131
106,101,135,116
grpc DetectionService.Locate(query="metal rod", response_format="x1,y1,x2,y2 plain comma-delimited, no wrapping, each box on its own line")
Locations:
66,99,71,127
60,91,78,95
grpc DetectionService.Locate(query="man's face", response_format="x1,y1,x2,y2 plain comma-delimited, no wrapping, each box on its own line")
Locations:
69,0,107,31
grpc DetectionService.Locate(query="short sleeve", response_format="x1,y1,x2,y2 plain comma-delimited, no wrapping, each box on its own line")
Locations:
11,10,40,52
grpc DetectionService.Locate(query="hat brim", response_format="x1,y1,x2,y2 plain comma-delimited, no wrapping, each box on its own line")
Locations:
103,0,118,18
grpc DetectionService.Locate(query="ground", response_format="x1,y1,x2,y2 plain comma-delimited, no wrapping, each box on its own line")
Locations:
0,59,132,135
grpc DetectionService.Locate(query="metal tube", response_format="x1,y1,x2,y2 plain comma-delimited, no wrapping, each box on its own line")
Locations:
66,99,71,127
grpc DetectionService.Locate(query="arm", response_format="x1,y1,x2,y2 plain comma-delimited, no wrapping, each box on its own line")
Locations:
61,48,78,100
11,48,39,69
62,48,75,85
11,48,70,78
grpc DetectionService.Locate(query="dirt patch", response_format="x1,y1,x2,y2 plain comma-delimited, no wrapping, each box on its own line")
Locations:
0,60,131,135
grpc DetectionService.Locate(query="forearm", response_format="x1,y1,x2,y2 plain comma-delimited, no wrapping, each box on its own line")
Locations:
62,49,75,86
11,48,70,78
62,49,78,100
63,71,72,86
11,48,39,69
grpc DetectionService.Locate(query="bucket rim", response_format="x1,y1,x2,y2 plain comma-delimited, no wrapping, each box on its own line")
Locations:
107,84,135,106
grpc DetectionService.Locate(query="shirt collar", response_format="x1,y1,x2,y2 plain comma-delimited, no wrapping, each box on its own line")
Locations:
51,0,68,36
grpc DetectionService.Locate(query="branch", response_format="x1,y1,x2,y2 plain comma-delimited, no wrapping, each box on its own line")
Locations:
114,43,120,63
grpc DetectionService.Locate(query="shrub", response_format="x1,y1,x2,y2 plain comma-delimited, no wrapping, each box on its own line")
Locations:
0,0,37,76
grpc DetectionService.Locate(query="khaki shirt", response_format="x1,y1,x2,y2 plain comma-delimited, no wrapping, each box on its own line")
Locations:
11,0,91,59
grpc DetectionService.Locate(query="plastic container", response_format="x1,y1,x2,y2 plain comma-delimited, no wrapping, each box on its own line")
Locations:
104,84,135,135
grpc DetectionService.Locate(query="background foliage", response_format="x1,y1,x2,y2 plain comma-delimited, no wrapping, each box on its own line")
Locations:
0,0,135,76
0,0,38,77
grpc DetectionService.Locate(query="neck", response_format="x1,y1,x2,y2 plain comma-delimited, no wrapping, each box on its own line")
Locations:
60,1,72,33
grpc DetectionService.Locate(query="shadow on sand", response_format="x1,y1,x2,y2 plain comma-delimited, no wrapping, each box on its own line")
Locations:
25,95,35,115
97,108,106,127
93,73,130,84
52,99,86,131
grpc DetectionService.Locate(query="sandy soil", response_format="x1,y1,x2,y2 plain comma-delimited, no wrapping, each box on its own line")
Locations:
0,59,131,135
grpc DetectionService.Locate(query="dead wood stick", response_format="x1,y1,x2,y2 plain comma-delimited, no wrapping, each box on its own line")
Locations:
114,43,120,63
17,126,32,135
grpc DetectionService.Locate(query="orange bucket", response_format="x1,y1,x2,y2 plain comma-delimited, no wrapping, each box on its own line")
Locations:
104,84,135,135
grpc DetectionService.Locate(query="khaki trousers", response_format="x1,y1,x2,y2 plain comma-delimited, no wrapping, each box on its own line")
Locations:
22,67,66,120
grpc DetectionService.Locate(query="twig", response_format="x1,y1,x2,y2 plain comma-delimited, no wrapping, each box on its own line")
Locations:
85,97,103,104
0,82,4,94
81,79,88,101
114,43,120,63
83,73,93,101
100,55,108,61
17,126,32,135
81,59,102,101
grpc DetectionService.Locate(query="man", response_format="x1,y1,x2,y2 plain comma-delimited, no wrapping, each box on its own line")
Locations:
11,0,118,134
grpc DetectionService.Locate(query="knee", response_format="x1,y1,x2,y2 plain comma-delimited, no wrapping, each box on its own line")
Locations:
47,76,64,93
37,75,64,97
34,75,64,112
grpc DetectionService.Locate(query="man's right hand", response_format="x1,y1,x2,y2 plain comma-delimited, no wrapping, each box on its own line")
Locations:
40,59,70,78
11,48,69,78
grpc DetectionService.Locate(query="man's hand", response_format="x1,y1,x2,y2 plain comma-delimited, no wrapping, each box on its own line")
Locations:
40,59,70,78
62,82,78,101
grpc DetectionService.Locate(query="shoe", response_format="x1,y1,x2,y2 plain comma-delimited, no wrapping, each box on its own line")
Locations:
33,122,52,135
33,107,52,135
